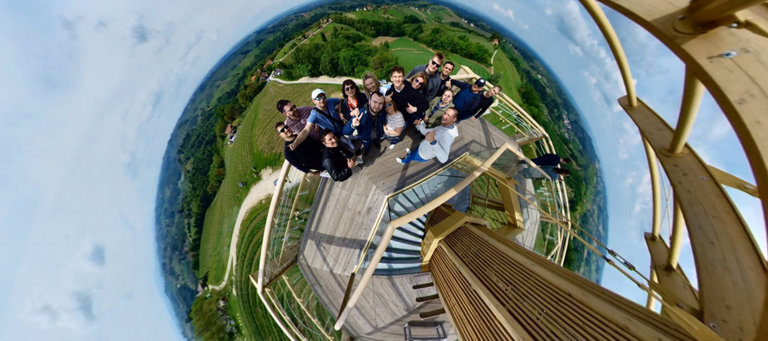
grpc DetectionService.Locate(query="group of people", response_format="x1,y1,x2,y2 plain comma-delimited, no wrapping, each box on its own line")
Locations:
274,53,505,182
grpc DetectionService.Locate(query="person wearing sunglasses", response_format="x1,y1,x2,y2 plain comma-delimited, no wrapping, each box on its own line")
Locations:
385,65,429,127
340,79,368,122
289,88,346,152
406,52,445,102
408,72,428,97
275,122,324,175
276,99,322,141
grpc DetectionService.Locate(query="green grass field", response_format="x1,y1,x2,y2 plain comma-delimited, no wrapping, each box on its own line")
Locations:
198,81,339,285
492,51,523,102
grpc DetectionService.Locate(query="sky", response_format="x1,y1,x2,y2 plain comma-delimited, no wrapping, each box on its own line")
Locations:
0,0,764,339
0,0,312,339
479,0,767,304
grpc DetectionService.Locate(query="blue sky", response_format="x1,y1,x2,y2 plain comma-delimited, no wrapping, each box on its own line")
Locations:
0,0,764,338
0,0,313,339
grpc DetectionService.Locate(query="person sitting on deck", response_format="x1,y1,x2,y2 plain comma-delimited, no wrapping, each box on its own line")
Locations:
452,78,487,121
289,88,346,151
468,86,502,121
275,122,323,175
425,89,454,129
520,165,570,180
385,65,428,127
343,91,387,156
436,61,455,97
339,79,368,122
276,99,322,141
320,129,356,182
383,95,406,149
396,107,459,165
406,52,445,102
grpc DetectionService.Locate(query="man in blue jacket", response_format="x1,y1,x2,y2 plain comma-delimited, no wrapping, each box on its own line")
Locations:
452,78,487,121
343,91,387,156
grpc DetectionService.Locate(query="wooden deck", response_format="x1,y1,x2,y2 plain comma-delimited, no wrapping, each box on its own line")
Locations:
298,119,523,340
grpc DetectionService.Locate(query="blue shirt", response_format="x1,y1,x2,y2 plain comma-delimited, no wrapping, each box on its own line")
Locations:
308,98,343,134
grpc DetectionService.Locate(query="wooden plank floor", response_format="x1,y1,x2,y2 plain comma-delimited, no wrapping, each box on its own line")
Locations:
298,119,524,340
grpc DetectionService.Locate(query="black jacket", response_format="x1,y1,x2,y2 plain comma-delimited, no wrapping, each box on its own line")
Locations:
471,94,495,119
339,92,369,122
284,138,324,173
322,146,355,182
386,81,429,123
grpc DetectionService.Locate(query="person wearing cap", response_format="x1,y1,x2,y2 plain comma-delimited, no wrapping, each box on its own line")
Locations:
396,107,459,165
452,78,487,121
289,88,344,151
276,99,322,141
468,86,502,121
385,65,429,127
406,52,445,102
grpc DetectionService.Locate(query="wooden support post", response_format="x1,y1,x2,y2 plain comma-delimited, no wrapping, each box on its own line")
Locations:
643,138,663,237
645,233,701,318
668,68,704,154
619,96,767,340
667,200,686,269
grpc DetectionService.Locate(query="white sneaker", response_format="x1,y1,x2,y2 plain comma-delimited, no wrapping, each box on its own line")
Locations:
389,143,397,150
356,155,364,165
405,148,411,154
396,157,405,164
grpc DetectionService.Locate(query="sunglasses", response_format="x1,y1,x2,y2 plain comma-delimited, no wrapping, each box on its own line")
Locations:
430,60,441,67
413,79,422,85
344,86,355,91
284,104,296,113
279,126,288,133
314,94,326,100
386,103,392,108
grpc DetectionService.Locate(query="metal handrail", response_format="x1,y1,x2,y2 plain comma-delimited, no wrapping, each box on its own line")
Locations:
335,144,514,330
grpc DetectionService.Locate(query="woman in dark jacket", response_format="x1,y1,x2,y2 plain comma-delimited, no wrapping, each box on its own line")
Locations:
339,79,368,122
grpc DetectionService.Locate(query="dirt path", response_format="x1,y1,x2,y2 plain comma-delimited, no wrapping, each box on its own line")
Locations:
277,22,331,63
372,36,397,46
490,49,498,74
208,167,281,291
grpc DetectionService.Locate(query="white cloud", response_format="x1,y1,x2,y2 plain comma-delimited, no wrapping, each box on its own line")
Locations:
493,3,515,20
0,0,313,339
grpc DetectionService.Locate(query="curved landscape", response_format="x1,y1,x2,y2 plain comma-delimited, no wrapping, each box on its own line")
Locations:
155,1,607,339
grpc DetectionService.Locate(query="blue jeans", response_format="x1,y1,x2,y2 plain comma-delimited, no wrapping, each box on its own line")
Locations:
386,134,401,145
401,148,429,164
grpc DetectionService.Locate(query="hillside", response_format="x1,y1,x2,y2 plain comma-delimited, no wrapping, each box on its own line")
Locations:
155,1,608,339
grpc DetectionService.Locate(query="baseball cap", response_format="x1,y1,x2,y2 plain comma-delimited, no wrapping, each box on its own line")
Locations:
474,78,486,87
311,89,326,100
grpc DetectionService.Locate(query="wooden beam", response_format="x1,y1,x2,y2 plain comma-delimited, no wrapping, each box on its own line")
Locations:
619,96,767,340
707,164,760,197
645,233,701,318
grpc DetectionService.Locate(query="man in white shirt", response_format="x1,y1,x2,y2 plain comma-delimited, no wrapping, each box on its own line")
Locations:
396,108,459,164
